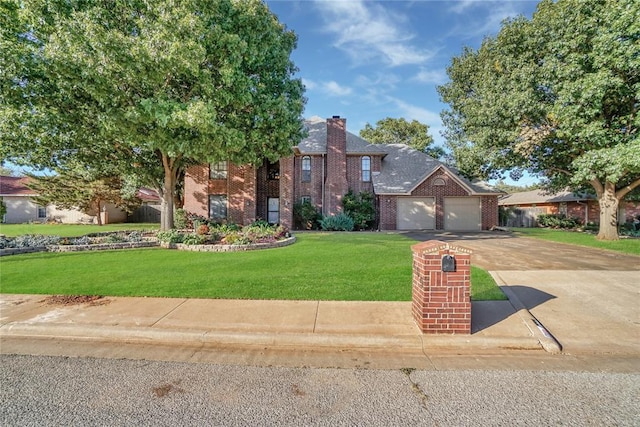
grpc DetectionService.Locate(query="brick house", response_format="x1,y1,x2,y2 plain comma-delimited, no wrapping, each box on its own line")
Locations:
183,116,501,230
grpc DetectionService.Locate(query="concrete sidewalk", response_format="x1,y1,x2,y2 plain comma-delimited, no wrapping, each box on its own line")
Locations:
0,292,555,362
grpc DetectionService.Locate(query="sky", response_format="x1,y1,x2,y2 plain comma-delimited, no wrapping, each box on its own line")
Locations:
266,0,541,184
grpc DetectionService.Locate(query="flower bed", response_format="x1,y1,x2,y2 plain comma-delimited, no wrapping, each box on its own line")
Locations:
160,235,295,252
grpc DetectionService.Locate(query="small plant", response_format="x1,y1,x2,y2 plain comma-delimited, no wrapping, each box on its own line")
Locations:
196,224,210,235
9,234,61,248
182,233,206,245
320,213,355,231
156,229,184,244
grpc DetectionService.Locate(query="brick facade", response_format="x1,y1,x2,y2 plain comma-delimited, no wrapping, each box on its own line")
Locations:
183,116,500,230
411,241,471,334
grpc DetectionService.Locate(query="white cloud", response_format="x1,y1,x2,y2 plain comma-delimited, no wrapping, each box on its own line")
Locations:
302,77,317,90
322,80,353,97
447,1,532,40
313,0,432,67
411,68,448,85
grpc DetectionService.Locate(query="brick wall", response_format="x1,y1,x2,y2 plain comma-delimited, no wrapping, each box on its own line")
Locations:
411,241,471,334
324,117,348,216
184,165,210,217
293,154,324,213
481,196,499,230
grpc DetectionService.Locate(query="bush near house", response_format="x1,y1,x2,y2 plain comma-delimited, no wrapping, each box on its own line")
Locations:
293,200,321,230
536,214,581,229
320,213,355,231
342,190,375,230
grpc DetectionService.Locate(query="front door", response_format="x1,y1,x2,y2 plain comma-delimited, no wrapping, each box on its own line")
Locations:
268,197,279,224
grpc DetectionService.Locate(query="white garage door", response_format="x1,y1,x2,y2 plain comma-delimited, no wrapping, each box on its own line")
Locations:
445,197,481,231
397,197,435,230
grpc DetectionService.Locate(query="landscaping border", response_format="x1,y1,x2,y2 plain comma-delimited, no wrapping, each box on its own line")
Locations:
160,236,296,252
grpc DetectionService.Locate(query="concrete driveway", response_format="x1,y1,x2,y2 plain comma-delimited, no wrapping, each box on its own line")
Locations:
403,231,640,271
405,231,640,357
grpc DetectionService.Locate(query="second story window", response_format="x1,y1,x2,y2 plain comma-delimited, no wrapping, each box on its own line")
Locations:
210,161,227,179
301,156,311,182
361,156,371,182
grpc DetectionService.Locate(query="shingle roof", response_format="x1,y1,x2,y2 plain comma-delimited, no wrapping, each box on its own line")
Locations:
0,176,36,196
499,189,594,205
297,117,387,155
372,144,500,195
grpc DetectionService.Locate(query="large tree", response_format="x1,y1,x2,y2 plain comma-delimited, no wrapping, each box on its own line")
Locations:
359,117,444,159
1,0,306,230
438,0,639,240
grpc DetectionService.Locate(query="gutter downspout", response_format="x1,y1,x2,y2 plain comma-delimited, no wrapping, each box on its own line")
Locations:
576,200,588,224
322,153,326,216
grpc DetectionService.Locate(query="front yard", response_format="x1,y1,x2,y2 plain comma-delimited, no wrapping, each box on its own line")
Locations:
0,232,504,301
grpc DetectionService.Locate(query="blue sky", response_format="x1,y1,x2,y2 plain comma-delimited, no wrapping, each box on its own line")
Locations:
266,0,541,184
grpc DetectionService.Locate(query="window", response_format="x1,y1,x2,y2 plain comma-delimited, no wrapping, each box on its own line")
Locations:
361,156,371,182
301,156,311,182
267,161,280,180
208,195,227,221
37,205,46,219
432,178,446,186
301,196,311,204
209,161,227,179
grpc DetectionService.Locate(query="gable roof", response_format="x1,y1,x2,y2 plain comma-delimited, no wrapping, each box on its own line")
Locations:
499,189,595,206
372,144,500,196
0,176,36,197
296,117,387,155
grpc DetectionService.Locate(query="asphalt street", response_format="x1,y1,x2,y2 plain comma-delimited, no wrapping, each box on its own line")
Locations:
1,354,638,426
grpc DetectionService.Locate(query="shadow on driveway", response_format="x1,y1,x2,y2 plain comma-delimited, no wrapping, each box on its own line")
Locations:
471,286,557,334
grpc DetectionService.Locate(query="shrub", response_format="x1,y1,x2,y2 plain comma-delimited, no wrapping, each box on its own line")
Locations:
182,233,206,245
342,190,375,230
196,224,210,235
174,209,189,229
293,200,321,230
320,213,355,231
537,214,581,229
11,234,61,248
156,229,184,244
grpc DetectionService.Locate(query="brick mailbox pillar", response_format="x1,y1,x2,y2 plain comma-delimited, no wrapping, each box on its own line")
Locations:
411,240,472,334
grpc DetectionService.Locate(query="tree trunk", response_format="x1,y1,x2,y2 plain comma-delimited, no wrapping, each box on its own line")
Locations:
159,152,180,231
95,200,103,226
596,181,619,241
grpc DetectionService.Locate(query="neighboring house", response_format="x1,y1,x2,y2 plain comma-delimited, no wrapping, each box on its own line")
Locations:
184,116,501,231
498,189,640,227
0,176,127,224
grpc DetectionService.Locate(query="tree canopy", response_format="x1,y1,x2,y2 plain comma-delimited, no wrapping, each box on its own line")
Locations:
438,0,640,240
359,117,444,159
1,0,306,230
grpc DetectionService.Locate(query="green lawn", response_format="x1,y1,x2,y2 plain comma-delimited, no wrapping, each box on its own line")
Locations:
0,232,504,301
0,223,159,237
513,227,640,256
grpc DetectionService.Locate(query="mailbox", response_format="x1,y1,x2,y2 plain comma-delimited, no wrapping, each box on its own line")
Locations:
442,255,456,272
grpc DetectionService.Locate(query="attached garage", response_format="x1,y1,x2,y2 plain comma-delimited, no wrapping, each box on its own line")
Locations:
397,197,435,230
444,197,481,231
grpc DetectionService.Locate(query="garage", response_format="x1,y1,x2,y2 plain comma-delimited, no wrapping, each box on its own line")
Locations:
444,197,481,230
397,197,435,230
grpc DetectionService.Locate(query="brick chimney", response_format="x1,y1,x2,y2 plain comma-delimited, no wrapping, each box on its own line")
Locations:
324,116,348,216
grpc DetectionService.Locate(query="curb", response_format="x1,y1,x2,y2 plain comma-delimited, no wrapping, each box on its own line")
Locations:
490,272,563,354
0,322,543,355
